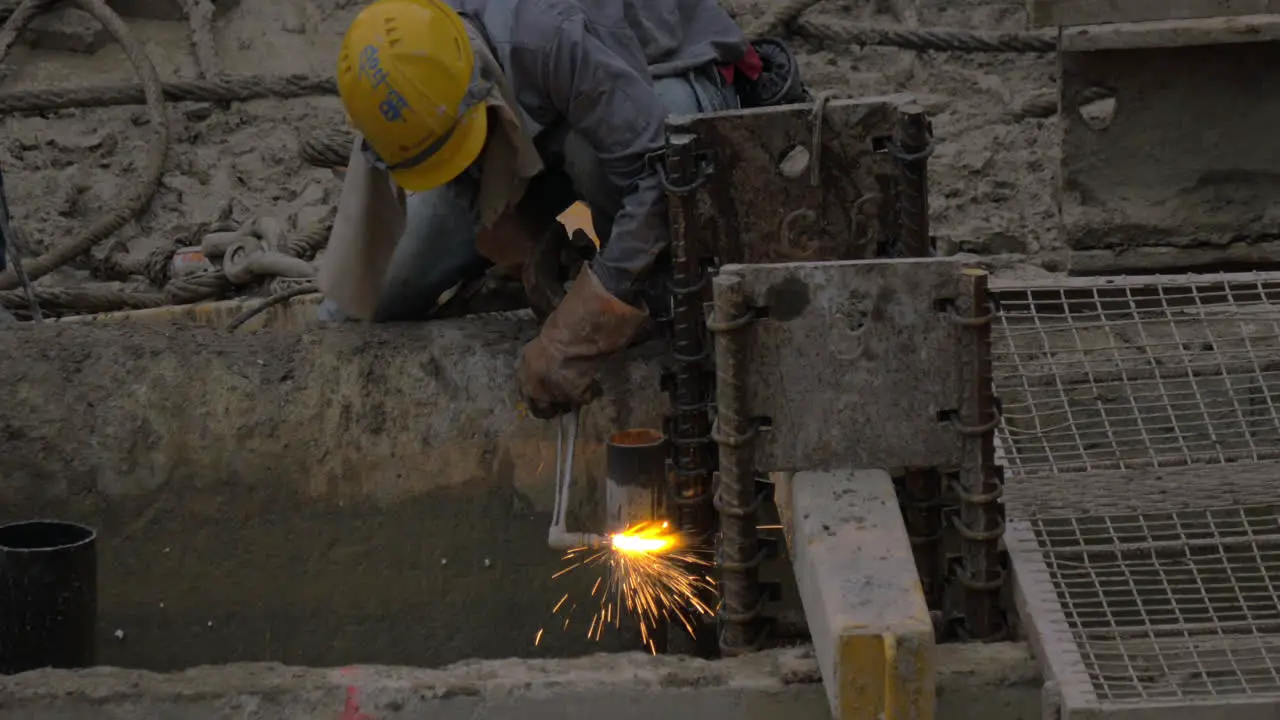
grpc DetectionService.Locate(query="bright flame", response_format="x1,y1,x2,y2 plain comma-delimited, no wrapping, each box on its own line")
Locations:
535,520,716,654
610,521,678,554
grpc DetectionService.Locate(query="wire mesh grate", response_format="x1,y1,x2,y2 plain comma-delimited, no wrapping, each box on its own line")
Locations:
1031,504,1280,703
991,273,1280,478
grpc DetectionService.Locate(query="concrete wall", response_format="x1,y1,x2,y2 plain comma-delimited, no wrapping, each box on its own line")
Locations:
0,317,670,668
0,645,1044,720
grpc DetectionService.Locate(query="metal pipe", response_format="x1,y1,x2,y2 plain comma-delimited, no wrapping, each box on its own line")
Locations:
604,428,667,532
893,101,943,612
893,102,932,258
545,411,611,551
0,520,97,674
660,133,717,537
546,530,608,550
902,468,944,610
711,272,764,655
953,268,1006,639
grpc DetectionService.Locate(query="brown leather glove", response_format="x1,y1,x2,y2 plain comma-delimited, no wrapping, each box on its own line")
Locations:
475,210,540,279
518,266,648,419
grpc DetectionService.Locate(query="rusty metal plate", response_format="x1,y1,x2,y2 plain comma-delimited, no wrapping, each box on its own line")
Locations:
717,256,973,472
667,95,913,265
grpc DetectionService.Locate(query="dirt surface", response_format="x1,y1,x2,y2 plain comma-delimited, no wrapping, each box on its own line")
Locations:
0,0,1057,297
0,644,1041,719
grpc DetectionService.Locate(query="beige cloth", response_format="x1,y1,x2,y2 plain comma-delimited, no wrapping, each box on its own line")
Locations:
317,21,544,321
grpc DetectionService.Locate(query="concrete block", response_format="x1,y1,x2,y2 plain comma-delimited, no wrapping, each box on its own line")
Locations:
1060,15,1280,52
1027,0,1280,28
107,0,239,22
24,7,112,55
785,469,937,720
1058,37,1280,252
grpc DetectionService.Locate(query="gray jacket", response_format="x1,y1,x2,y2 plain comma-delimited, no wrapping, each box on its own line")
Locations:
449,0,747,300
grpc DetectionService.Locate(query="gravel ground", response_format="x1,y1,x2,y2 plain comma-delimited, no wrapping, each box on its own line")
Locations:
0,0,1059,297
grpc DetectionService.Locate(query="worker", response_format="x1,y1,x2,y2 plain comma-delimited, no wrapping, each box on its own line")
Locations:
318,0,801,418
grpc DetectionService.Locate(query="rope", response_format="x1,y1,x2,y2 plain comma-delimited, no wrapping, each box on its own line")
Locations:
0,157,40,319
107,244,176,286
0,270,233,315
0,0,170,291
164,270,232,304
0,73,335,114
4,230,40,320
225,283,317,331
0,0,52,58
298,128,352,170
792,18,1058,53
0,285,165,314
746,0,823,40
177,0,217,78
283,218,332,260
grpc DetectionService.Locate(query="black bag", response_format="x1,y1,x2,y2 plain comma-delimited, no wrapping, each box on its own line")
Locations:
735,38,811,108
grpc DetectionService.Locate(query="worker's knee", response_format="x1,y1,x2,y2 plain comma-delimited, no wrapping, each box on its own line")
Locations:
653,67,740,117
374,186,489,321
316,298,352,324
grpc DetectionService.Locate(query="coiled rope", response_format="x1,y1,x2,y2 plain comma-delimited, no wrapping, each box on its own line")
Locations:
0,0,169,292
298,129,352,171
0,270,232,314
0,0,335,317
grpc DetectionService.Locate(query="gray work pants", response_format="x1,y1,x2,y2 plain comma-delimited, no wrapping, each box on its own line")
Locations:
318,65,739,323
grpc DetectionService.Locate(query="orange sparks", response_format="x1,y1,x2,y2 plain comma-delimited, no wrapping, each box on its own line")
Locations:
535,521,716,654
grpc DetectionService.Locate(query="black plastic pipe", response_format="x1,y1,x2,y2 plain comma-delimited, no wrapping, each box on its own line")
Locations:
0,520,97,674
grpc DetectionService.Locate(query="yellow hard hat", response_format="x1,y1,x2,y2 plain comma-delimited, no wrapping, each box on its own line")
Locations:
336,0,490,192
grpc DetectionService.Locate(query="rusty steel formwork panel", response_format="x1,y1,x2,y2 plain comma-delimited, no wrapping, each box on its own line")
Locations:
657,97,941,656
710,257,1009,647
663,94,919,266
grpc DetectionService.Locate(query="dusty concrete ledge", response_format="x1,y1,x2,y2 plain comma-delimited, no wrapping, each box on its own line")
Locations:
0,317,666,509
0,318,670,668
0,644,1042,720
